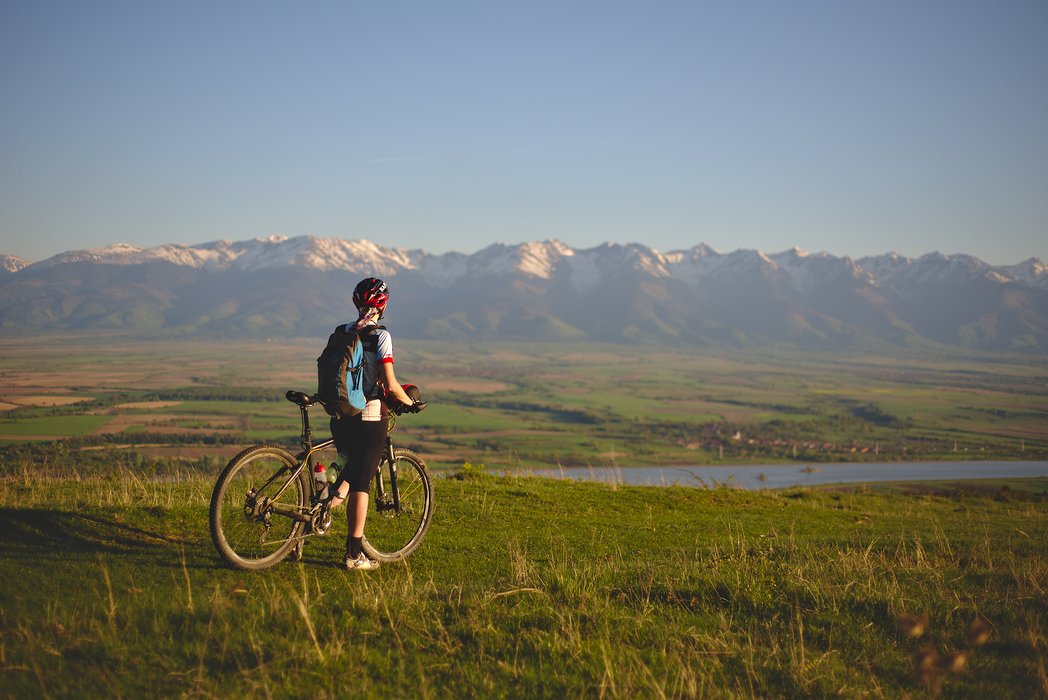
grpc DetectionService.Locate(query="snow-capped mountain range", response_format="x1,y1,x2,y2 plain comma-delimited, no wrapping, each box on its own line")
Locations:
2,236,1046,351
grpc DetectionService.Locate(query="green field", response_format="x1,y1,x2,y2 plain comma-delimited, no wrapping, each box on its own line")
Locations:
1,470,1045,698
1,337,1044,473
0,414,111,437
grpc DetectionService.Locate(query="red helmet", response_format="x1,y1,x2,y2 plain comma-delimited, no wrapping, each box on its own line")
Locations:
353,278,389,315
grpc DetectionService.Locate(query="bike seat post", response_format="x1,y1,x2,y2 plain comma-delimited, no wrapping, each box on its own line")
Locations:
300,405,313,451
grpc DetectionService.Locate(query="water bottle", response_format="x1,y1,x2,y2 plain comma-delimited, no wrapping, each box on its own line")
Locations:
328,453,347,484
313,463,329,500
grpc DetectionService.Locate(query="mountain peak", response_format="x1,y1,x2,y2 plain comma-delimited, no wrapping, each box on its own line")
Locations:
1,254,34,274
2,237,1045,351
997,257,1048,289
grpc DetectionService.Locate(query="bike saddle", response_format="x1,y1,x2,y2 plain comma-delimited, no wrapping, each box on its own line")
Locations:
285,390,318,407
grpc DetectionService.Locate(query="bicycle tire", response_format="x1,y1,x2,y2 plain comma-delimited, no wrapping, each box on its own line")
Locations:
209,445,309,571
362,448,434,563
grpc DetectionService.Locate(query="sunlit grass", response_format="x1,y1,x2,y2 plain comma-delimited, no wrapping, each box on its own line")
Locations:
1,463,1046,698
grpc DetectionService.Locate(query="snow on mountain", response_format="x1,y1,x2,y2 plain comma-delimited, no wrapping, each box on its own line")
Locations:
23,236,422,275
563,243,673,292
662,244,728,287
766,248,821,295
853,251,1048,304
400,240,574,289
515,240,574,278
293,237,424,275
664,246,739,279
709,249,780,282
997,258,1048,290
414,250,472,287
858,252,998,288
196,236,312,271
8,237,1044,297
181,236,416,274
459,240,573,280
2,236,1045,350
764,248,875,297
0,255,33,274
566,244,620,292
35,243,150,268
854,252,911,284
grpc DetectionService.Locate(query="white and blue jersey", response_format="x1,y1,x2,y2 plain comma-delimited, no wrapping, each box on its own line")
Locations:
351,319,394,421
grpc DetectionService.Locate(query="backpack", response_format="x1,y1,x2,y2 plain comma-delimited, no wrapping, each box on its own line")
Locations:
316,324,378,418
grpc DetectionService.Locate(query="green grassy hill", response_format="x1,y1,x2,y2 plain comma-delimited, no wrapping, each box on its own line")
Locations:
1,470,1045,698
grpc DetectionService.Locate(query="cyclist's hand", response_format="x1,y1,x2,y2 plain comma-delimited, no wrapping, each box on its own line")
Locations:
408,400,428,414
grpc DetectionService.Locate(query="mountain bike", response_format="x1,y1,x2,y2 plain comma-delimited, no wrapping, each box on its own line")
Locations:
209,390,434,571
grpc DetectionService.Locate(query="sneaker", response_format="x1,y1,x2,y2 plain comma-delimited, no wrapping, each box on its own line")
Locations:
344,552,380,571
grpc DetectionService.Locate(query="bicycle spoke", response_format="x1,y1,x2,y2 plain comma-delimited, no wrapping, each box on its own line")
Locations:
362,449,433,563
210,446,308,570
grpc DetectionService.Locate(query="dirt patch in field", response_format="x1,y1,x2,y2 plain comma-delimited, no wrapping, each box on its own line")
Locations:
426,379,507,393
986,403,1048,411
477,350,541,364
0,395,93,407
554,352,637,364
436,429,561,439
998,425,1048,440
962,424,1048,441
692,405,759,421
0,387,73,396
0,402,21,412
135,372,220,388
1,371,136,388
0,435,68,441
129,445,252,461
91,413,243,435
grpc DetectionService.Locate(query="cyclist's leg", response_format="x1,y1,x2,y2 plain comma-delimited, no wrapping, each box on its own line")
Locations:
326,415,354,506
341,416,386,558
328,414,386,560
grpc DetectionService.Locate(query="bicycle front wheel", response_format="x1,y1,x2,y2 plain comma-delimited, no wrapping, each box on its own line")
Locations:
209,445,309,571
363,448,434,563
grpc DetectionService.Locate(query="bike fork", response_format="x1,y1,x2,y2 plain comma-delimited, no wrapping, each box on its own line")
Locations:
374,436,400,514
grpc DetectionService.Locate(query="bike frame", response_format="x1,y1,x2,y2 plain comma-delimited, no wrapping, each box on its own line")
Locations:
277,392,402,522
210,389,432,571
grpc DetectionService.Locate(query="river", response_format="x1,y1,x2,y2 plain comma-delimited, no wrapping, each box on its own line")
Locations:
507,460,1048,490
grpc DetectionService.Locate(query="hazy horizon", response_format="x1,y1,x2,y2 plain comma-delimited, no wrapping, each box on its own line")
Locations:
2,234,1044,269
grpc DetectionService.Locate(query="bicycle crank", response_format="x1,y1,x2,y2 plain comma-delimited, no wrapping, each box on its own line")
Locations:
310,505,333,535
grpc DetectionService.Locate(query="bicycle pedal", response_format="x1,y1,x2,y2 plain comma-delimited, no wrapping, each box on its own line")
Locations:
311,506,333,535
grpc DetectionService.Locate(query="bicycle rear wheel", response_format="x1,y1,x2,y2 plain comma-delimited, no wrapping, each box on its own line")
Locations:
363,448,434,563
209,445,309,571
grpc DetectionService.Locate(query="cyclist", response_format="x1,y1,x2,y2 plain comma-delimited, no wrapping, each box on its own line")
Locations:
326,277,419,570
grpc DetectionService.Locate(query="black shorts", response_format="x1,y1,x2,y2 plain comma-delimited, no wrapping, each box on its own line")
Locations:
329,414,387,493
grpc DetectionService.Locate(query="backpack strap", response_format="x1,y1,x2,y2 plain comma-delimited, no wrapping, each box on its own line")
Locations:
357,325,387,400
359,325,385,354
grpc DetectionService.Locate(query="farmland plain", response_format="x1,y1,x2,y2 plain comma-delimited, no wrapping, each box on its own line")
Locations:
0,334,1044,474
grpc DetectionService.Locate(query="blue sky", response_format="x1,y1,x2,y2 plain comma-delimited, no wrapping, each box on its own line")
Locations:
2,1,1045,265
